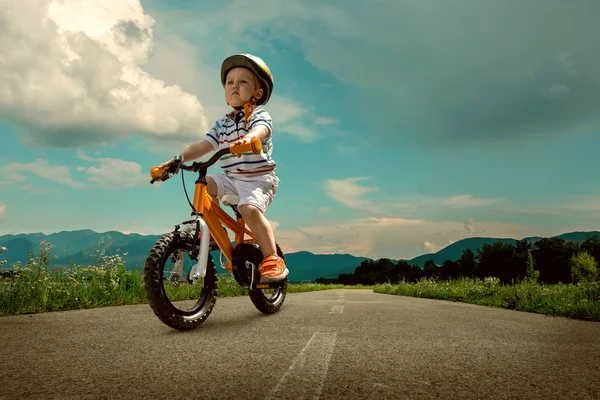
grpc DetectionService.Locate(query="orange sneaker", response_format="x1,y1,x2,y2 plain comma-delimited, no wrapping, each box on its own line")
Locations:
259,255,289,282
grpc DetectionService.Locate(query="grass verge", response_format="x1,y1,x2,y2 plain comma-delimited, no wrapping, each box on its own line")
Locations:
0,243,369,316
373,277,600,322
1,243,598,321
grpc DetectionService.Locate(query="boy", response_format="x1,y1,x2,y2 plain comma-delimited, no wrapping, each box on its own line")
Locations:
159,53,288,283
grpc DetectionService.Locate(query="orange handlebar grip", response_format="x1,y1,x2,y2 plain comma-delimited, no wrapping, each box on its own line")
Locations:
150,166,165,179
230,136,262,156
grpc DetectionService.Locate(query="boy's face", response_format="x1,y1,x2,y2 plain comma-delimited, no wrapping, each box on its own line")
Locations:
224,67,263,107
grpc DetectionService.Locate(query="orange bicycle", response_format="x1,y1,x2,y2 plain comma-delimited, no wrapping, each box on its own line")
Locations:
144,137,287,330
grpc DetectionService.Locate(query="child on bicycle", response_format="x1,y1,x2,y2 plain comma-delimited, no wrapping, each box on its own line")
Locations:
159,53,288,283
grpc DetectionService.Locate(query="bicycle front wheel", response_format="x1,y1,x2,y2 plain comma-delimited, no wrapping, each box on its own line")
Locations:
143,231,218,330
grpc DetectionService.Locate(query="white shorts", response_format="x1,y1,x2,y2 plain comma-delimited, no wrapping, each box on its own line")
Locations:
209,171,280,213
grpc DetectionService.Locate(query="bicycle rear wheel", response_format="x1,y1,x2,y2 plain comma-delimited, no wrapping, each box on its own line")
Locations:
234,242,287,314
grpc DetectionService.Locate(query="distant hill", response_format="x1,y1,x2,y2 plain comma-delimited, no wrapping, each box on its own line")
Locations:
406,231,600,267
0,230,368,282
406,237,537,267
1,229,598,282
283,251,369,282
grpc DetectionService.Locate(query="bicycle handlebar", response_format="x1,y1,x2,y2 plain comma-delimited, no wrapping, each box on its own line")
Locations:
149,136,262,184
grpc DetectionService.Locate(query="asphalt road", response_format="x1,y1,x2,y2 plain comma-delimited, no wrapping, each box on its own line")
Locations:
1,289,599,400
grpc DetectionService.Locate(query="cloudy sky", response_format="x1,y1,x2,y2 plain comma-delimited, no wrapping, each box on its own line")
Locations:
1,0,599,259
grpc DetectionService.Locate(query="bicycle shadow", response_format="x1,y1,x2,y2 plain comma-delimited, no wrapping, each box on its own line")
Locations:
158,307,286,336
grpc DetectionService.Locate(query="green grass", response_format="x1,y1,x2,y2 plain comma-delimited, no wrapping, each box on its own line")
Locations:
373,277,600,321
1,242,598,321
0,241,369,316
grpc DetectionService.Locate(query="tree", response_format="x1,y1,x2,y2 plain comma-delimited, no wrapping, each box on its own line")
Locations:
406,265,424,282
353,259,377,285
532,238,576,284
526,250,539,281
423,259,439,279
338,273,354,285
440,260,460,280
579,234,600,264
458,248,477,278
510,239,531,282
374,258,396,283
477,241,520,283
570,251,598,283
394,260,412,282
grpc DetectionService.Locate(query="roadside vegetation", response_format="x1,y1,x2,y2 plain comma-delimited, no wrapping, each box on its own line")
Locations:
322,236,600,322
1,239,598,321
373,277,600,321
0,242,370,316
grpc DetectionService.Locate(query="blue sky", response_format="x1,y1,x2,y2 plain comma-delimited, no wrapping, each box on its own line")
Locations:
0,0,599,260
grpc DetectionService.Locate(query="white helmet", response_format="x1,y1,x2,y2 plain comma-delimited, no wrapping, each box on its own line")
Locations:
221,53,274,106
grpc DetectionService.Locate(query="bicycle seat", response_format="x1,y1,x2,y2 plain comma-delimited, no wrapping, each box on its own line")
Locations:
221,194,239,206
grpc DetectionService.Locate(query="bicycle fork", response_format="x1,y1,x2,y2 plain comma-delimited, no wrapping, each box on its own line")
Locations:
171,215,211,283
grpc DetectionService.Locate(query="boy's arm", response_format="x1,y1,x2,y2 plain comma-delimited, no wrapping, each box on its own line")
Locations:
158,119,222,169
181,139,214,162
241,124,271,141
239,108,272,143
159,139,214,169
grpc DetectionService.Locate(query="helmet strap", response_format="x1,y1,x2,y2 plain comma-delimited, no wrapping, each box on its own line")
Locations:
232,76,261,129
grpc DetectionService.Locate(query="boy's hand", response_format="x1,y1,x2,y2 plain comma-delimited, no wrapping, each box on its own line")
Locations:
233,137,252,146
158,155,182,173
158,159,171,169
232,137,252,157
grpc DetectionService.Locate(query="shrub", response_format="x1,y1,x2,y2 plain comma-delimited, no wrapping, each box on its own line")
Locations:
570,251,598,283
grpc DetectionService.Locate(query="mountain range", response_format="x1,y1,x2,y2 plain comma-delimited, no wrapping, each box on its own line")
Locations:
1,229,598,282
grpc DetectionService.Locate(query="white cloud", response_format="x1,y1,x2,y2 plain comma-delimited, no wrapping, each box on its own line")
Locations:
268,220,280,231
142,28,225,126
496,195,600,219
464,217,485,238
0,203,6,222
315,117,338,125
76,151,149,189
0,159,82,188
324,176,503,215
181,0,600,147
0,0,336,151
335,139,373,156
424,239,455,254
388,194,505,212
20,184,61,194
257,95,320,142
138,19,326,146
274,217,531,260
325,177,378,212
441,195,502,208
0,0,210,148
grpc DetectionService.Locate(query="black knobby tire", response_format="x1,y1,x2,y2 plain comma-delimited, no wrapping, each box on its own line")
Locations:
248,243,288,314
143,231,218,330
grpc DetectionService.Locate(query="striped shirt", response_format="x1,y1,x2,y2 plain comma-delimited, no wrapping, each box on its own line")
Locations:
203,107,276,177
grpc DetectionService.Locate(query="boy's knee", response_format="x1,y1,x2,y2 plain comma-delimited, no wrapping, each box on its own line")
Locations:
206,176,218,197
239,204,263,219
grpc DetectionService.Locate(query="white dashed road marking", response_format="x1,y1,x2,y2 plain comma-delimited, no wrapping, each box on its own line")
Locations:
265,331,338,400
330,305,344,313
330,292,345,313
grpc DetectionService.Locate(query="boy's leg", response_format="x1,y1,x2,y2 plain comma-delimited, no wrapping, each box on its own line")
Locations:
203,174,236,244
206,176,219,198
235,173,288,282
206,174,235,199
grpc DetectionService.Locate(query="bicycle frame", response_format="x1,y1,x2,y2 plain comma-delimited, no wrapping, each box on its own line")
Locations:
150,137,263,283
192,181,255,272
